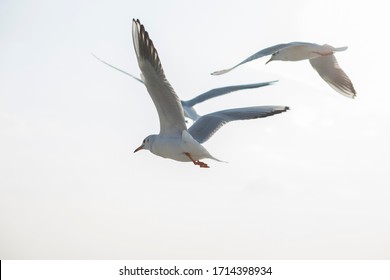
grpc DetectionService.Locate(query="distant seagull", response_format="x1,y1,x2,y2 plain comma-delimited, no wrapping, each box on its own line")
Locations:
92,53,277,121
131,19,289,168
212,42,356,98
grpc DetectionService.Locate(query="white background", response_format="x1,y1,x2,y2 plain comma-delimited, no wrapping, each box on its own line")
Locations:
1,0,389,259
2,260,390,280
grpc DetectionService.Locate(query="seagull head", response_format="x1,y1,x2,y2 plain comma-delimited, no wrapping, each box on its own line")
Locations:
134,135,156,153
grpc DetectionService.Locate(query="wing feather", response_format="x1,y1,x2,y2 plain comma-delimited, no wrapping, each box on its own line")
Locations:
309,55,356,98
211,42,312,75
189,106,289,144
132,19,186,135
183,81,277,107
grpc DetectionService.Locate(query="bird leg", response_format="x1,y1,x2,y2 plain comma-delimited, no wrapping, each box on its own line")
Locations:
184,152,210,168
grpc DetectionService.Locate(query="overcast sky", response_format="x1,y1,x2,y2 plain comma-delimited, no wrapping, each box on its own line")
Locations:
1,0,389,259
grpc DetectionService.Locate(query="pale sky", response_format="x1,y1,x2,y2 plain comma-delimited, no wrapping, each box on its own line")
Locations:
1,0,389,259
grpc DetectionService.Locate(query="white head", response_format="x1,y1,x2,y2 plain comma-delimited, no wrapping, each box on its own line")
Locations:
134,135,157,153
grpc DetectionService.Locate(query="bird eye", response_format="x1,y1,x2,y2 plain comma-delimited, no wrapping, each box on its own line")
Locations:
143,139,146,144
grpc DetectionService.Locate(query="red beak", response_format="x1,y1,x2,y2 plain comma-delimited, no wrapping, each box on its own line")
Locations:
134,144,144,153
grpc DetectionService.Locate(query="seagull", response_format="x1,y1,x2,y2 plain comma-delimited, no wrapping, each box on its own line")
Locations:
131,19,289,168
211,42,356,98
92,53,277,121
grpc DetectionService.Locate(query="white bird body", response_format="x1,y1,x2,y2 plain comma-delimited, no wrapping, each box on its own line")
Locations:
140,131,220,163
268,43,337,61
212,42,356,98
131,19,289,168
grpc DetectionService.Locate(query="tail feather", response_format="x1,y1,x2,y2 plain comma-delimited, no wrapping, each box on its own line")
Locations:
334,46,348,52
323,44,348,52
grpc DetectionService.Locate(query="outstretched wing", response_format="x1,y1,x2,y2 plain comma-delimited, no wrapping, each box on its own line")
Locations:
188,106,289,144
309,55,356,98
92,53,144,84
182,81,277,107
211,43,292,75
132,19,186,135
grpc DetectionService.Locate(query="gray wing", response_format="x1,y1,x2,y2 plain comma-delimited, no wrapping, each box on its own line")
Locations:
92,53,144,84
309,55,356,98
211,42,315,75
211,43,292,75
182,80,278,107
132,19,186,135
188,106,289,144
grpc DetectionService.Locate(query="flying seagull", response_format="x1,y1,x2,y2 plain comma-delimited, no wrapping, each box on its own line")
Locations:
131,19,289,168
92,53,277,121
212,42,356,98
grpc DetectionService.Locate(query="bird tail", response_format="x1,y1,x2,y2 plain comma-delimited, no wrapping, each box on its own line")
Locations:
333,45,348,52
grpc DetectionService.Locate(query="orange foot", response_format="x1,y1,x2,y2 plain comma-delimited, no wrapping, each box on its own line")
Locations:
184,152,210,168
